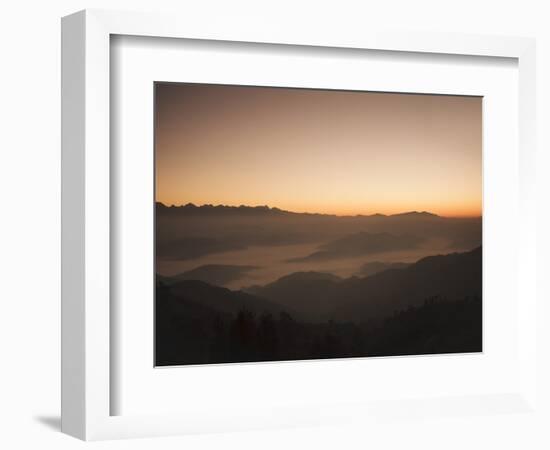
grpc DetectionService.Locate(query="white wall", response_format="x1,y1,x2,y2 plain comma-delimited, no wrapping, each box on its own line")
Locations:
1,1,548,448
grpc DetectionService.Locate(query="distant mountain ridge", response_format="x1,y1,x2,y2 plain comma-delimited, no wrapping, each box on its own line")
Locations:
156,202,481,277
390,211,439,218
156,202,447,219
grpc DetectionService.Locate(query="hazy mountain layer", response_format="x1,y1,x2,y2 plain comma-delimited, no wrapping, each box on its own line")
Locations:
167,264,258,287
246,247,481,322
156,203,481,260
156,203,481,288
357,261,410,277
287,232,423,262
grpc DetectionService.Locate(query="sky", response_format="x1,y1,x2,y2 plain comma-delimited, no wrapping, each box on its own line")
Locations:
155,83,482,217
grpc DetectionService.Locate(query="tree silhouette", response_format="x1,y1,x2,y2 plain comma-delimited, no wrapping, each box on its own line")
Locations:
257,313,279,359
156,275,482,365
230,309,257,360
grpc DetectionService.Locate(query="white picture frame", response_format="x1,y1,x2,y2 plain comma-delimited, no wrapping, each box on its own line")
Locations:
61,9,537,441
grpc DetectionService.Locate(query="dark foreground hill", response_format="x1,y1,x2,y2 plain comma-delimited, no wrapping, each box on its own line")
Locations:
156,286,481,366
246,271,344,321
155,280,289,365
155,247,482,365
166,279,285,316
333,246,482,321
248,247,482,322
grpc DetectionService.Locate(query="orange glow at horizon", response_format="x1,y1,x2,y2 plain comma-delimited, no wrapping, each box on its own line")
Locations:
155,84,482,218
155,201,481,219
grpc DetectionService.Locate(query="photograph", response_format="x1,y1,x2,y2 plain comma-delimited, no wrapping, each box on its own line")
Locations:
154,82,483,366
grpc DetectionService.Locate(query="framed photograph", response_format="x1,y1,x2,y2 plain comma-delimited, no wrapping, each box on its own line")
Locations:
61,9,537,440
153,82,484,367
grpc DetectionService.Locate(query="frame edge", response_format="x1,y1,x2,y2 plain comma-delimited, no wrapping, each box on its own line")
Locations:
61,9,87,441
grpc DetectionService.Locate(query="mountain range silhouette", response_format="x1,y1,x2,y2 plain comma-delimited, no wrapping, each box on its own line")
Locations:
156,202,481,262
156,202,446,218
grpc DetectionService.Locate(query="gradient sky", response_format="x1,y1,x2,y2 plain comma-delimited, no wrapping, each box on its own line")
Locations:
155,83,482,217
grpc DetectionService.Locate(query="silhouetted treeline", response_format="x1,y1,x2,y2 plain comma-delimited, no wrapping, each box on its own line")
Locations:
156,281,481,366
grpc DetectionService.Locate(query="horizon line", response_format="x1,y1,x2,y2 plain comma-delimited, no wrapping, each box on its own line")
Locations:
155,201,482,219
